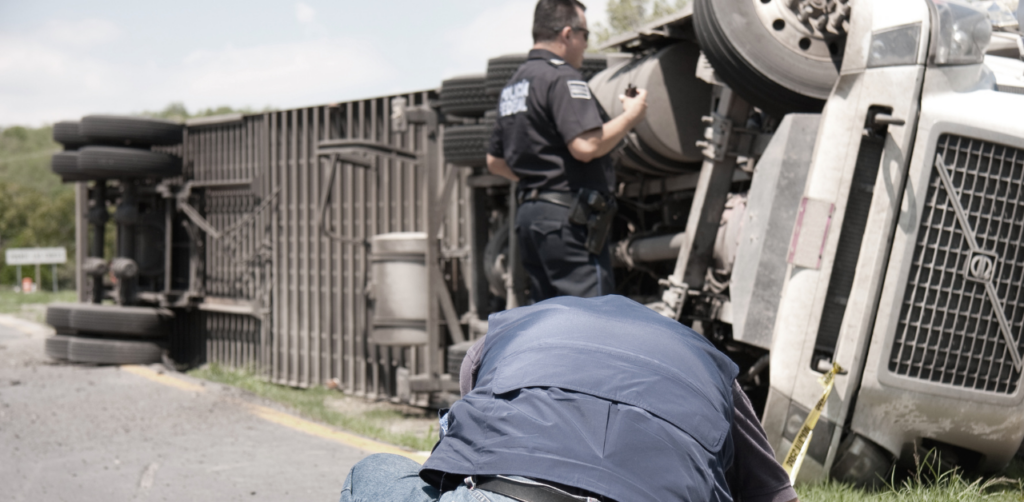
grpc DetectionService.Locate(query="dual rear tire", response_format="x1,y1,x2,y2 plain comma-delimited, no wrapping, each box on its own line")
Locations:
45,303,171,365
51,115,184,182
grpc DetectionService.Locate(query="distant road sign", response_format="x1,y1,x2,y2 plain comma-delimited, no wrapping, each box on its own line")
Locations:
5,247,67,265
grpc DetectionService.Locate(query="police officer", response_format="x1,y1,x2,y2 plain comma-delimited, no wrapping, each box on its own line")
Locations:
486,0,648,301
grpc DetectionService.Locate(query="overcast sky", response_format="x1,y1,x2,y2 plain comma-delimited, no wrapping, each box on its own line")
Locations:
0,0,610,127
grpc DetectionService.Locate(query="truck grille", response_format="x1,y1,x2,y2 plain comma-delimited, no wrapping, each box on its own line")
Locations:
889,134,1024,394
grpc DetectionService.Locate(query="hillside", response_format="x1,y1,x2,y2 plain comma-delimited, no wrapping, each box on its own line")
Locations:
0,126,75,288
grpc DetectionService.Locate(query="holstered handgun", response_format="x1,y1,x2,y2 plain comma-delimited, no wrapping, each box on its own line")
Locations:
568,189,618,255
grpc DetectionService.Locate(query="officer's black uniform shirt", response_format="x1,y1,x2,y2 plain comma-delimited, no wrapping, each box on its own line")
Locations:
488,49,615,194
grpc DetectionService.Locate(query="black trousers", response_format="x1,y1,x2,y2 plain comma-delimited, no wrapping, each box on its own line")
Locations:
516,200,614,302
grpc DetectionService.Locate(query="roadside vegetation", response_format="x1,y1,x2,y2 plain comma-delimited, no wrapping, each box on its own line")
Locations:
592,0,692,45
797,454,1024,501
0,289,77,323
188,363,437,453
0,103,262,291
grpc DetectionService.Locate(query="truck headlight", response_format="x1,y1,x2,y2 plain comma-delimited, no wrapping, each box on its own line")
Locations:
868,23,922,68
931,0,992,65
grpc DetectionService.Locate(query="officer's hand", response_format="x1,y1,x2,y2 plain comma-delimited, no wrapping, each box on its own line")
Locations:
620,88,648,120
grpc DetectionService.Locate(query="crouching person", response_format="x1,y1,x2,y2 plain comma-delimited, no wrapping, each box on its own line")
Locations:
341,295,798,502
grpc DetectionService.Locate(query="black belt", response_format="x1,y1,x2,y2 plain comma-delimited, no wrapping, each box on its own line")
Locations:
472,475,610,502
517,189,574,208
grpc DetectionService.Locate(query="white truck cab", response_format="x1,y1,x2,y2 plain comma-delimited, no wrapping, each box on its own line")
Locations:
759,0,1024,483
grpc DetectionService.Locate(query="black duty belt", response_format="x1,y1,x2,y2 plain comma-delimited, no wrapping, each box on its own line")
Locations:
518,189,574,208
471,475,610,502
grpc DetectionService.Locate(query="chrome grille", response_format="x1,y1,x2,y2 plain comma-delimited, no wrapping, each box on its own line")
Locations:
889,134,1024,394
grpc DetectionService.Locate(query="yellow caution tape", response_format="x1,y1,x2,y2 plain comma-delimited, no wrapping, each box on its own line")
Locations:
781,362,843,484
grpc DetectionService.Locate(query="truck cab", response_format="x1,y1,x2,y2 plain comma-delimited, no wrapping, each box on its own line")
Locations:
590,0,1024,484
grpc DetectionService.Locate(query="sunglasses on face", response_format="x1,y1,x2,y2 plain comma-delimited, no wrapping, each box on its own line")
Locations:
564,26,589,42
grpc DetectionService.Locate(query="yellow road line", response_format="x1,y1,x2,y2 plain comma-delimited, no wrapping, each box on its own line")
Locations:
121,364,429,463
245,403,429,463
122,365,207,393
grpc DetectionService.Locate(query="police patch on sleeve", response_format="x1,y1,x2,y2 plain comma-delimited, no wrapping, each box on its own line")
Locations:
499,79,530,117
567,80,592,99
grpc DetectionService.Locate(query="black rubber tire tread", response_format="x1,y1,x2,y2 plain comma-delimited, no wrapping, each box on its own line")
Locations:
45,303,78,330
485,53,607,96
53,121,89,149
447,340,477,378
693,0,828,116
45,335,72,360
444,124,493,167
69,304,172,337
80,115,183,146
50,152,93,182
67,336,164,365
77,146,182,179
483,220,510,298
439,74,495,118
486,54,528,97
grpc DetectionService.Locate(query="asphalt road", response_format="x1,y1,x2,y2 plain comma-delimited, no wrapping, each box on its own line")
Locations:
0,316,376,502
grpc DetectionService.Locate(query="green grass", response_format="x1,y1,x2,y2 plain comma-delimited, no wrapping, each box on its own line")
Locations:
188,363,437,453
0,289,78,321
797,454,1024,501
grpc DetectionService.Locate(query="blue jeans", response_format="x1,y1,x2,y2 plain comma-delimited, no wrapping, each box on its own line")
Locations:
340,454,520,502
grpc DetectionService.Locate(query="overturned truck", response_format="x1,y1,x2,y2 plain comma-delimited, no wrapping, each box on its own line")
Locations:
48,0,1024,485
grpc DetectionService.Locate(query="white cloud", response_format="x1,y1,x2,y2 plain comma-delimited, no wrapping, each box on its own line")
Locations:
439,0,612,79
178,39,398,109
295,2,316,24
441,0,536,79
0,25,399,126
38,18,120,48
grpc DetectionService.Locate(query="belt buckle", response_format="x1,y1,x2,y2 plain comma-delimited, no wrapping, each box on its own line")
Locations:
519,188,539,204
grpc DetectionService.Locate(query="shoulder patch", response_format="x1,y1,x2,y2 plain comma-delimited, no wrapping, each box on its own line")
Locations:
548,58,566,66
566,80,592,100
499,79,530,117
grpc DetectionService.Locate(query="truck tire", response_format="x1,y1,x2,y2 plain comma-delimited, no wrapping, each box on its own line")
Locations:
69,304,172,337
693,0,842,116
79,115,183,147
483,220,510,299
53,121,89,150
46,303,80,331
77,146,182,179
45,334,72,360
486,54,528,97
485,53,608,97
67,337,164,365
439,74,494,118
444,123,492,167
50,152,93,182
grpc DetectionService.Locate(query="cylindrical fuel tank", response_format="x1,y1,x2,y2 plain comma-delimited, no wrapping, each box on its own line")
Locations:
369,232,428,346
590,41,712,176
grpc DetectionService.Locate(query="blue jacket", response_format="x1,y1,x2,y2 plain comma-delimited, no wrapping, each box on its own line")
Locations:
421,295,739,502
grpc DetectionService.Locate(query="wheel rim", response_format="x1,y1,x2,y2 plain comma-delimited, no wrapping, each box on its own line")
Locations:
752,0,850,62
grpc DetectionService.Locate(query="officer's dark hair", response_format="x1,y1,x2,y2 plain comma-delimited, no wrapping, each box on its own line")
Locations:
533,0,587,43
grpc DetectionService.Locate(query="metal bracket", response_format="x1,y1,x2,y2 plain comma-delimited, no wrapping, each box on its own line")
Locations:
658,275,689,321
696,113,732,161
696,114,772,162
157,178,253,240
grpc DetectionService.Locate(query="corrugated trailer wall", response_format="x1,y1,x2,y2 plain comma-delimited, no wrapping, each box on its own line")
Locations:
184,90,466,399
185,112,271,372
